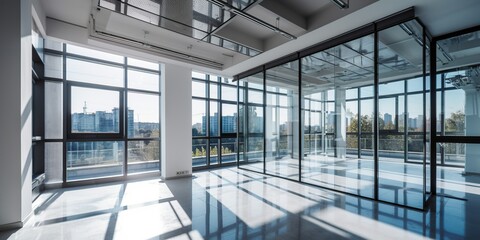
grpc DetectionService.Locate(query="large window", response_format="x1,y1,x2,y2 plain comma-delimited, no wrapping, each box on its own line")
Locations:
44,40,161,183
192,72,238,168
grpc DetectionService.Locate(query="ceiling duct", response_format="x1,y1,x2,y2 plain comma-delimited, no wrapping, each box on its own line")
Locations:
88,14,223,70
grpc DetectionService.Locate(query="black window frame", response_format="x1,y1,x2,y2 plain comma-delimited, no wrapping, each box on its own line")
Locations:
66,82,125,140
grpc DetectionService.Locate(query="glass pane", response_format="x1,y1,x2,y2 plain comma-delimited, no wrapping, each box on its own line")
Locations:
222,77,236,85
44,54,63,79
66,58,124,87
360,86,374,98
192,81,206,98
407,94,424,132
379,80,404,96
209,75,220,82
360,99,374,160
379,98,396,130
438,143,480,199
45,142,63,184
222,103,237,134
128,140,160,174
67,44,124,63
346,101,358,158
128,92,159,138
443,89,465,136
221,138,237,164
378,20,425,209
248,90,263,104
127,57,159,71
301,34,375,198
247,106,263,134
45,38,63,51
265,60,299,180
210,139,219,165
239,72,264,173
221,85,237,102
210,101,219,136
346,88,358,99
407,77,423,92
71,86,120,133
45,81,63,139
67,141,124,181
192,139,207,167
192,71,207,80
128,69,159,92
192,99,207,137
210,83,218,99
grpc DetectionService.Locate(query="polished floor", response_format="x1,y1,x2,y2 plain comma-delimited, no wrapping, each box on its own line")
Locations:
1,167,479,239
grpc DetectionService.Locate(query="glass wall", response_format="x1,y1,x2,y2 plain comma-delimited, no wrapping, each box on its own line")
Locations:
236,16,431,209
435,27,480,199
238,72,264,173
44,40,161,183
301,34,376,198
192,72,239,169
377,20,427,209
265,61,299,180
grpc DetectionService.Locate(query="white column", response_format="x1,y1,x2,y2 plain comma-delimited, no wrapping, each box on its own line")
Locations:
335,88,347,159
0,0,33,229
464,88,480,174
161,63,192,179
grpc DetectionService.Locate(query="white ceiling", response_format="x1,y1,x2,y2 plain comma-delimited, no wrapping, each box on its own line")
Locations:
38,0,480,77
42,0,92,27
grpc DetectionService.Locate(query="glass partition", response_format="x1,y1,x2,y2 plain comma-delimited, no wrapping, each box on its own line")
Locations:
377,20,426,208
435,28,480,199
301,34,375,198
239,72,264,173
236,17,432,209
265,60,299,180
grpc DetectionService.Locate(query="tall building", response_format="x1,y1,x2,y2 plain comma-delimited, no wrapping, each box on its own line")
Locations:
127,109,134,137
72,112,95,132
71,105,136,135
202,113,238,134
384,113,393,125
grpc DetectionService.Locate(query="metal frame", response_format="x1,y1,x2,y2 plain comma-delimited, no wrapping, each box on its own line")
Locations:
66,82,125,140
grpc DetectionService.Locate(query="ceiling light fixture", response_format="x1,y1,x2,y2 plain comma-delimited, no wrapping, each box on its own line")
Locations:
206,0,297,40
331,0,349,9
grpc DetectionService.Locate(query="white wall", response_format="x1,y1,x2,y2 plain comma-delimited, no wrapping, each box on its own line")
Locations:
161,63,193,179
0,0,33,228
